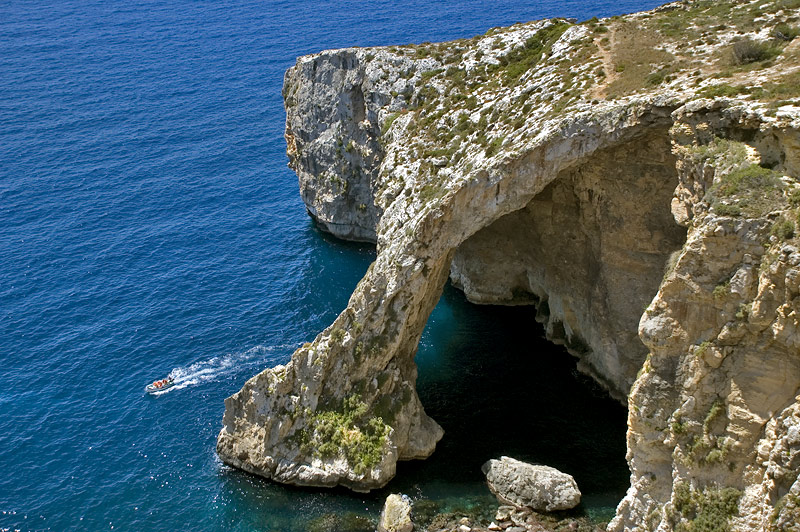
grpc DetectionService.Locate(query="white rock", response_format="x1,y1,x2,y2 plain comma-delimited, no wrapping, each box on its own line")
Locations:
378,493,413,532
482,456,581,511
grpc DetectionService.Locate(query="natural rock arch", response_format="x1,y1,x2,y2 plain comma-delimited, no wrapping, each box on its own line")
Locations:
216,103,685,491
220,5,800,528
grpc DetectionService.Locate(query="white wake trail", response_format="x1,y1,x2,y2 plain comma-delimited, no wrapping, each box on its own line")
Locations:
148,343,301,395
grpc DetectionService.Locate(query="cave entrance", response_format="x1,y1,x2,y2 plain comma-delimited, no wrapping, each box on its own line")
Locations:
389,126,687,516
449,127,687,397
398,284,629,515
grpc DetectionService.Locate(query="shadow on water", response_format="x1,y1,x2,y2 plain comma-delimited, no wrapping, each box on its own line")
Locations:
401,284,630,509
219,281,630,530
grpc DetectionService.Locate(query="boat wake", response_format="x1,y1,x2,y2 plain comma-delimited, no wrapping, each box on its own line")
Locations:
147,343,301,395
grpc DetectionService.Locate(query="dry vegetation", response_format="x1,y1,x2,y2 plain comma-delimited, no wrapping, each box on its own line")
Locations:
589,0,800,102
371,0,800,207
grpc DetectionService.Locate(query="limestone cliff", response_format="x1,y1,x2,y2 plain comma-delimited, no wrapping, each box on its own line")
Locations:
219,1,800,529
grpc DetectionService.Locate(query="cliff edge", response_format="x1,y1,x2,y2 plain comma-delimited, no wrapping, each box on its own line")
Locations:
219,1,800,529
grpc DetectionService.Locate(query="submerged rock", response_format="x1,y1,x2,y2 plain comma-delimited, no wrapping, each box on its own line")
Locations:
378,493,414,532
308,512,375,532
482,457,581,512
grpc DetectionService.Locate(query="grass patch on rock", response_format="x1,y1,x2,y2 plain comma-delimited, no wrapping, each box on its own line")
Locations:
708,164,785,217
605,19,677,98
673,483,741,532
302,394,391,476
491,22,570,84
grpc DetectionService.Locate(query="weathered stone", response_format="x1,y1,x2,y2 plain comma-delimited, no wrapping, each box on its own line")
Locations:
378,494,413,532
495,505,515,522
482,457,581,512
610,105,800,532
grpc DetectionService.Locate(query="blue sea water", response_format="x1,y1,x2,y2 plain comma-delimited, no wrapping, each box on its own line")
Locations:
1,0,666,530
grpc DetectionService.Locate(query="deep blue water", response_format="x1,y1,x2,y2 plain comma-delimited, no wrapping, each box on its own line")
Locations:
1,0,665,530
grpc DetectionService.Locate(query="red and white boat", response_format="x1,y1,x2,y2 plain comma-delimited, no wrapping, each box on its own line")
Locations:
145,377,174,394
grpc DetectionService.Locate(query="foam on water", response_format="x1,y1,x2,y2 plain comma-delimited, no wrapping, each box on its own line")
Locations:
148,343,302,394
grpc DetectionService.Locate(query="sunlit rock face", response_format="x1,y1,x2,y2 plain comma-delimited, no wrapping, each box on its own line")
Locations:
451,128,686,400
611,102,800,532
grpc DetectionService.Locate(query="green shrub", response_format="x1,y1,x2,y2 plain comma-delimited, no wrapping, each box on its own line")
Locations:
420,68,443,81
698,84,747,99
788,189,800,207
330,328,345,343
773,493,800,526
713,203,742,216
696,341,712,358
423,147,451,159
750,70,800,101
419,183,442,203
712,281,729,299
674,483,742,532
484,135,505,157
731,38,780,65
381,112,402,135
498,22,570,83
307,394,390,475
735,303,751,321
691,136,746,165
771,217,795,240
703,400,725,433
414,46,431,58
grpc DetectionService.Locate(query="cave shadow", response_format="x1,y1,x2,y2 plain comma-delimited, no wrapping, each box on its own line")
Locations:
392,282,630,508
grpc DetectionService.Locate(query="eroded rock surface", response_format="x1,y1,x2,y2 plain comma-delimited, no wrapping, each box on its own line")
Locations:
220,1,800,530
451,128,685,398
610,101,800,532
378,494,414,532
483,457,581,512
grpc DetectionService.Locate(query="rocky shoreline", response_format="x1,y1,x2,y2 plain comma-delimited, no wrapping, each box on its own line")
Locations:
307,499,608,532
376,457,594,532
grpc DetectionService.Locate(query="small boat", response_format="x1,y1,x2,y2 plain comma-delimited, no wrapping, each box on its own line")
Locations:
145,377,175,394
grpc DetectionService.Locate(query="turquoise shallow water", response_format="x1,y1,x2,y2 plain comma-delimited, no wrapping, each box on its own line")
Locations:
1,0,664,530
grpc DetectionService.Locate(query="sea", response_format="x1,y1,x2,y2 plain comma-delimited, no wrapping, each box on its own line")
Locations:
1,0,666,530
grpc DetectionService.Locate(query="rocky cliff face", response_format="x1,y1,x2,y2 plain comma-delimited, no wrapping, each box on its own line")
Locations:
612,102,800,531
284,50,384,242
219,1,800,529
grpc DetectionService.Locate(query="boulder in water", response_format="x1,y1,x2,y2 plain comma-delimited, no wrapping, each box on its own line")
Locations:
378,493,413,532
482,456,581,512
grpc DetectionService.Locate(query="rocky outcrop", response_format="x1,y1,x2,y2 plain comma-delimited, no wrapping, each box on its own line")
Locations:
450,127,685,399
219,95,682,490
483,457,581,512
284,50,384,242
378,494,414,532
220,1,800,530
